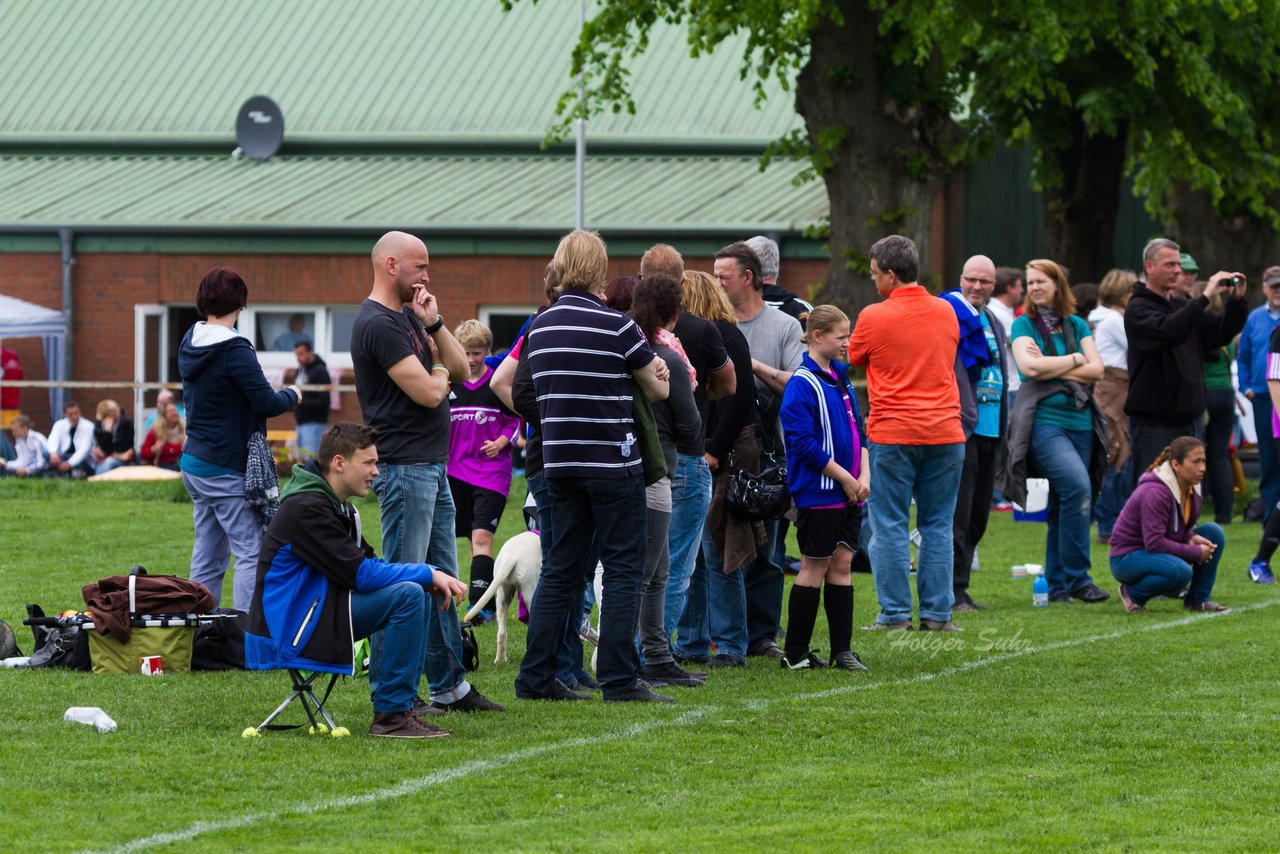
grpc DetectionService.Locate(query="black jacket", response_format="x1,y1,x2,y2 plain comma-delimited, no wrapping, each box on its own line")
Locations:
1124,285,1247,426
294,355,330,425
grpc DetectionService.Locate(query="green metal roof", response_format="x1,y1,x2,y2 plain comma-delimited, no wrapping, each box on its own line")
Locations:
1,0,802,148
0,153,827,235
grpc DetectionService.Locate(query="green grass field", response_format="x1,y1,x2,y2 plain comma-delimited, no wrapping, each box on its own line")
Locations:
3,477,1280,852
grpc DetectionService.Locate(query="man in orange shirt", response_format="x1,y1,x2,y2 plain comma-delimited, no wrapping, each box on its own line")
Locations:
848,235,966,631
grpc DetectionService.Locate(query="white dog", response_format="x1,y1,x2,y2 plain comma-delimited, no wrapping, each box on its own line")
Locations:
462,530,542,664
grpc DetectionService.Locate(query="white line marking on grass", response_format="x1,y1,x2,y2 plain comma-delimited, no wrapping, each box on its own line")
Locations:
93,600,1277,853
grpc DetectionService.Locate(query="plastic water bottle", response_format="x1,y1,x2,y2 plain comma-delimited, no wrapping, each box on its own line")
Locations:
1032,575,1049,608
65,706,117,733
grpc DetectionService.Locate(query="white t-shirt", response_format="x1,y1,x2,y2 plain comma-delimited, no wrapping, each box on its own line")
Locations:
1089,305,1128,370
987,299,1019,392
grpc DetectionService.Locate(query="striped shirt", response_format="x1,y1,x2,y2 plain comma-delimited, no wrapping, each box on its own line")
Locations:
526,290,655,478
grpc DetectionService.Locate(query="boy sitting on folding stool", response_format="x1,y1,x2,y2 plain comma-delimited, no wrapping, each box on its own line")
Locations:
246,422,467,739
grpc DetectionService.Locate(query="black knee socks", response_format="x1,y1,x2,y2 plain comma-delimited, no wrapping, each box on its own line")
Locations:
824,583,853,656
784,584,822,661
469,554,495,605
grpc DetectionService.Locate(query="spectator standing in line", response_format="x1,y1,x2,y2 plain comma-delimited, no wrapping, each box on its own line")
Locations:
1235,265,1280,521
350,231,504,714
46,401,97,479
514,230,672,704
1195,281,1237,526
715,241,805,659
1090,269,1138,543
92,399,135,474
748,235,813,329
292,340,330,459
636,246,736,661
949,256,1008,612
2,413,48,477
1177,253,1200,298
678,271,757,667
447,319,522,610
178,267,301,610
848,235,966,632
987,267,1025,511
1125,237,1247,482
1005,259,1110,605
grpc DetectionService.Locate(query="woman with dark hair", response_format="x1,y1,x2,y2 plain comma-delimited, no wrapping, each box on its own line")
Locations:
628,274,704,686
1109,437,1229,613
178,266,301,609
1006,259,1109,604
1091,268,1138,542
603,276,636,312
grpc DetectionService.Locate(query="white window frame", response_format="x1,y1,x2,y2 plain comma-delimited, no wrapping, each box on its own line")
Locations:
477,304,538,348
238,305,359,371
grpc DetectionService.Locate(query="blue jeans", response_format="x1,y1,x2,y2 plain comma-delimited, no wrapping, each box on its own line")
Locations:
705,524,748,661
674,545,711,660
95,457,126,475
527,474,593,686
516,474,646,698
371,462,470,704
1254,397,1280,520
296,422,326,459
1110,523,1224,606
351,581,427,714
1028,423,1096,597
1094,458,1133,538
181,470,263,610
867,442,965,624
663,454,711,645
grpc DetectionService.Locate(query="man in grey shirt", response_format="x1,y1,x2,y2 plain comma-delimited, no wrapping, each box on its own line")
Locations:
712,241,804,662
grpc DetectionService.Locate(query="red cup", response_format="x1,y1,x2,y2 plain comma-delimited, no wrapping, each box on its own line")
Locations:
140,655,164,676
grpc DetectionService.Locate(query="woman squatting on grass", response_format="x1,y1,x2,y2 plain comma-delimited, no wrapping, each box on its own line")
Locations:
1108,437,1230,614
778,305,870,672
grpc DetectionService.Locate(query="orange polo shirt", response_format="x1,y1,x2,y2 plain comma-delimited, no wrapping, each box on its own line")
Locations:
847,284,964,445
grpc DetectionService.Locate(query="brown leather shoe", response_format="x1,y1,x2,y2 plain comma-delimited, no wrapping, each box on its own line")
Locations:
1184,600,1231,614
860,620,912,631
918,619,964,632
369,711,451,739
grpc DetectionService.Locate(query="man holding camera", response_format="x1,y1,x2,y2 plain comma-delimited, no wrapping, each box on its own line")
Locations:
1125,237,1248,482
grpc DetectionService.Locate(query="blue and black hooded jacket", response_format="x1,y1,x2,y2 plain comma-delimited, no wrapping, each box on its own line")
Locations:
245,461,436,674
780,354,868,509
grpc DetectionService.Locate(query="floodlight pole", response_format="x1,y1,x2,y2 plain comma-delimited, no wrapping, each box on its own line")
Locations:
575,0,586,231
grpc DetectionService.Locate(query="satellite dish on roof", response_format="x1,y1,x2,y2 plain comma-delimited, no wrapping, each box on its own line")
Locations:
234,96,284,161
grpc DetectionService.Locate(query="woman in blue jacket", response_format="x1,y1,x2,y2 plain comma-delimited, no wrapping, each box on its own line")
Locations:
779,305,870,672
179,267,300,611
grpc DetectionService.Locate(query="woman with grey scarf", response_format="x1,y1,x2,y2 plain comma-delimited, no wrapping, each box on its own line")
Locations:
1009,259,1109,605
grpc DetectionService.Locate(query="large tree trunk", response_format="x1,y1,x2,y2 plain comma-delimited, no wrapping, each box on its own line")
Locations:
1042,118,1128,283
1169,186,1280,297
796,0,950,317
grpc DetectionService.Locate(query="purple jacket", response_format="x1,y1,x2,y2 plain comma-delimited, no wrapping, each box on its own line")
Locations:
1109,467,1203,563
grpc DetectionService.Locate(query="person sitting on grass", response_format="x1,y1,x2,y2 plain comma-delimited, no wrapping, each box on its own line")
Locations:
1108,437,1230,614
247,422,469,740
779,305,871,671
2,414,48,478
141,401,187,470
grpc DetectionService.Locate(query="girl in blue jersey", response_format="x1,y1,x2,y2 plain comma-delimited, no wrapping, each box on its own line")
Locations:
778,305,870,672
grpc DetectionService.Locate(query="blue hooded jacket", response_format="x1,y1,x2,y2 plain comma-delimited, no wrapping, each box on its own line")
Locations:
780,354,868,509
178,322,299,472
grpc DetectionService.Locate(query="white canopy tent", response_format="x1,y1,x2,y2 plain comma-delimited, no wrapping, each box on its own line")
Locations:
0,293,67,422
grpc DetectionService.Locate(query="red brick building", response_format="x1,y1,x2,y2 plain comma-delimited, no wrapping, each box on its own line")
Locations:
0,1,829,434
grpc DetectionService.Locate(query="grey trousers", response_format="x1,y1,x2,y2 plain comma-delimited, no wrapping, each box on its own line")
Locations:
181,470,262,610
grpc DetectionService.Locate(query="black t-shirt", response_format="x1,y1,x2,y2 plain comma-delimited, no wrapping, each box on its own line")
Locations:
672,312,730,455
350,299,449,465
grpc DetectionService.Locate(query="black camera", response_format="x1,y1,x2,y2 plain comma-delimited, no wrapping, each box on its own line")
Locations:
1231,275,1243,287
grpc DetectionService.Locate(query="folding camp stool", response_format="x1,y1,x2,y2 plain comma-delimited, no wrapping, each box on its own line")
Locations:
243,669,350,738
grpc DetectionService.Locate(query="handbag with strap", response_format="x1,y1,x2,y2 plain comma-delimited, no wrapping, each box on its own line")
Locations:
724,449,789,521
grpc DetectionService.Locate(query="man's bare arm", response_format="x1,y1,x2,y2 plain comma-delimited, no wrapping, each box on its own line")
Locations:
386,354,449,408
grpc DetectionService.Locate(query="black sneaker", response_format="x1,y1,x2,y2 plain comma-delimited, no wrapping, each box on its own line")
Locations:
779,650,828,670
515,679,591,701
830,650,869,672
1048,592,1075,604
604,682,677,703
641,662,705,687
567,673,602,692
707,653,745,668
1071,583,1111,604
433,687,506,713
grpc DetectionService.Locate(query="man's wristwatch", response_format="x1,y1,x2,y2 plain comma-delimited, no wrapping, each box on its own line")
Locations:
425,315,445,334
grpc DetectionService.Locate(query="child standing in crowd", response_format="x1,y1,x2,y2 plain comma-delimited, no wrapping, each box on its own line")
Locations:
1109,437,1230,613
778,305,870,671
448,320,522,611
